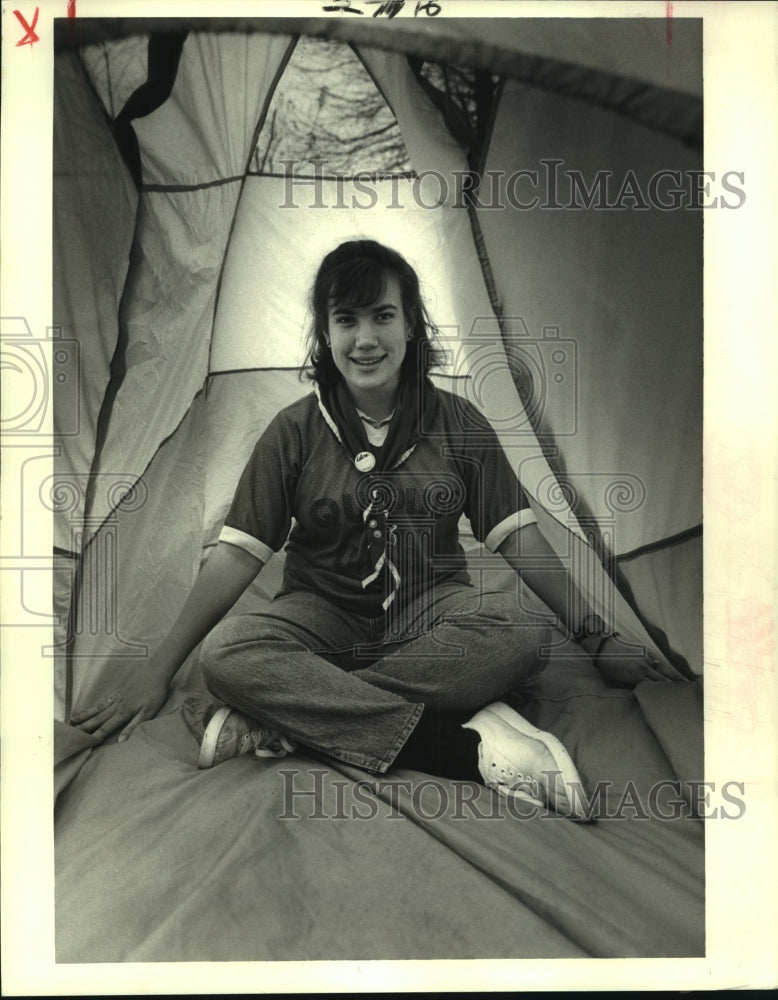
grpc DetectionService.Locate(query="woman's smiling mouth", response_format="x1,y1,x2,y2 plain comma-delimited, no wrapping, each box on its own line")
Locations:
349,355,386,367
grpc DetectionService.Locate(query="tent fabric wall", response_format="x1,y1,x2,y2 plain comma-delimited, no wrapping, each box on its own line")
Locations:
476,77,703,669
68,390,209,711
85,32,294,531
53,50,138,716
52,50,137,550
617,532,703,673
358,44,469,182
478,78,703,556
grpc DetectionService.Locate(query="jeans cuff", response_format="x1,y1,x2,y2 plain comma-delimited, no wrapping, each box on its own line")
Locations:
316,701,425,775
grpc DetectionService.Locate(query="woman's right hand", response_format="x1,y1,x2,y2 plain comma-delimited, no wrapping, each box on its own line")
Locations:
69,660,172,744
68,542,264,745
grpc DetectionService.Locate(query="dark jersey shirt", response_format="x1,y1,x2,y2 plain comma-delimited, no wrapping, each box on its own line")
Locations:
221,386,535,617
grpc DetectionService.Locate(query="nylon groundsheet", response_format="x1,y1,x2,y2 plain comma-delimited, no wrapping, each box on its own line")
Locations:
55,650,704,961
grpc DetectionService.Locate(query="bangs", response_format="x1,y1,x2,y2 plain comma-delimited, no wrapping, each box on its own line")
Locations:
327,258,393,312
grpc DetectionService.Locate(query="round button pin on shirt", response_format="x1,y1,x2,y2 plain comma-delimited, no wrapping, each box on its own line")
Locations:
354,451,376,472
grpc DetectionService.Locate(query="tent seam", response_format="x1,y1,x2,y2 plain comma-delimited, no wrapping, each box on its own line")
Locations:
142,175,245,193
615,524,702,563
142,172,418,191
248,169,416,181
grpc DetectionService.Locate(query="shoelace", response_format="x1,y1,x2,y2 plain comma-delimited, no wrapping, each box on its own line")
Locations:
254,733,297,759
482,756,546,806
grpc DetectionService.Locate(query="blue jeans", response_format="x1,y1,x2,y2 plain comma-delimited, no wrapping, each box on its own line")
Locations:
200,582,551,774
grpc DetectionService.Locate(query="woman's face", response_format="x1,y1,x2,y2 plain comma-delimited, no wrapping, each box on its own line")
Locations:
326,274,410,413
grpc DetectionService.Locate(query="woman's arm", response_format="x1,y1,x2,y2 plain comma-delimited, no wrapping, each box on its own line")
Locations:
145,541,264,684
70,541,264,742
497,524,682,684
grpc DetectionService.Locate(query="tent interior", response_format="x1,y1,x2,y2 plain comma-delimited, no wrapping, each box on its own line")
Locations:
53,15,705,961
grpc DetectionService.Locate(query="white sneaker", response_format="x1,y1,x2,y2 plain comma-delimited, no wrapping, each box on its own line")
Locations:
463,702,588,820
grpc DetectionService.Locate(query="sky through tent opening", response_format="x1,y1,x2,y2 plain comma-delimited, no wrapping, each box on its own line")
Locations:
251,36,412,177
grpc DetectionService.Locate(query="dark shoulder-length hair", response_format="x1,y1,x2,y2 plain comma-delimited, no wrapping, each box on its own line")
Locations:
303,239,445,390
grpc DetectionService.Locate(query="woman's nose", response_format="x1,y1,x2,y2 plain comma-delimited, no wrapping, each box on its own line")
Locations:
353,321,379,347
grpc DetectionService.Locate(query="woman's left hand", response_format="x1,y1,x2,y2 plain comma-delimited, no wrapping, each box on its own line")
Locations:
591,634,688,687
69,661,171,744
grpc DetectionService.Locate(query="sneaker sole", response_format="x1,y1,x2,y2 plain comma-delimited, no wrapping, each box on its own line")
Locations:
197,706,232,769
484,702,589,820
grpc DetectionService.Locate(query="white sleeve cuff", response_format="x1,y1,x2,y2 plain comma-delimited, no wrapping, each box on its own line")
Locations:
219,526,274,564
484,509,538,553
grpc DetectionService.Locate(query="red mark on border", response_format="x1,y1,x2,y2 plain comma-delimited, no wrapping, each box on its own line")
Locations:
666,2,674,48
67,0,76,16
13,7,39,47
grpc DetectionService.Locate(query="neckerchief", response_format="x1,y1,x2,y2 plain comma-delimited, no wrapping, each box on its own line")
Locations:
319,377,430,472
315,377,436,610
